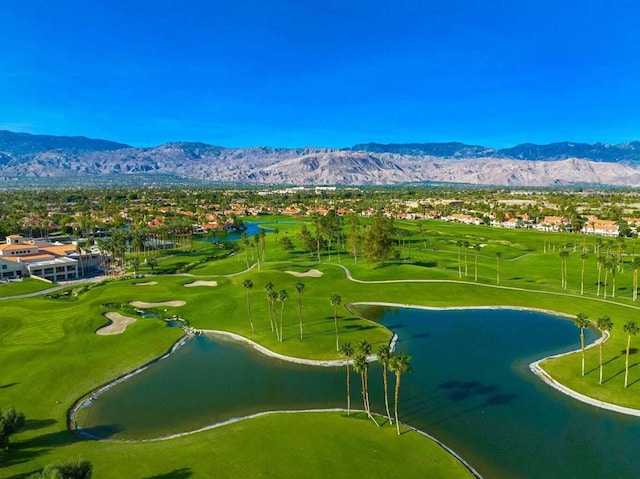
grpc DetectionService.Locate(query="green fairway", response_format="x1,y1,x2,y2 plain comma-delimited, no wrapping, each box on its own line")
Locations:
3,216,640,477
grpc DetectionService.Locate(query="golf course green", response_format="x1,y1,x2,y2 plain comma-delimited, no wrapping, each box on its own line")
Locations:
3,217,640,477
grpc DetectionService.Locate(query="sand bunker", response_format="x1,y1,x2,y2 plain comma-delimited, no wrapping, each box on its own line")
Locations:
284,269,323,278
96,312,137,335
134,281,158,286
183,280,218,287
129,300,186,308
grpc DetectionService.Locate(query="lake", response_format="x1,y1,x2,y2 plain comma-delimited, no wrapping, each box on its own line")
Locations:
75,307,640,478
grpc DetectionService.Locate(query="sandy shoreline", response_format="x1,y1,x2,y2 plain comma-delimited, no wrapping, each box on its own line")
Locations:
96,312,137,335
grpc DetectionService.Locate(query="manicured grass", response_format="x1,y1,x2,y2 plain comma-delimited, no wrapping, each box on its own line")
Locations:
4,216,640,477
4,413,473,479
0,278,55,297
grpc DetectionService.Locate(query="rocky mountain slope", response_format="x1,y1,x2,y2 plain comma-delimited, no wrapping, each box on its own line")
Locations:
1,130,640,186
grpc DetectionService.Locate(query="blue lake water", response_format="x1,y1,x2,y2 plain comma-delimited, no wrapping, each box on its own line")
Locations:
75,307,640,478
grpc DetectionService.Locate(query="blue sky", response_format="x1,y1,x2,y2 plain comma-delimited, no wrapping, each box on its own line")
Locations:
1,0,639,148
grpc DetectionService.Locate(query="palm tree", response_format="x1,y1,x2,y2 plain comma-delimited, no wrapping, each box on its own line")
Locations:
624,320,639,388
330,294,342,351
456,240,463,278
596,316,613,385
390,352,412,435
339,342,354,415
603,257,610,299
377,344,393,424
495,251,502,284
610,257,618,298
559,250,569,290
264,282,275,332
353,346,378,426
574,312,590,376
633,257,640,301
278,289,288,342
269,290,279,340
294,281,305,339
580,252,588,295
357,341,373,420
243,279,255,334
147,256,157,273
474,244,481,281
596,254,605,296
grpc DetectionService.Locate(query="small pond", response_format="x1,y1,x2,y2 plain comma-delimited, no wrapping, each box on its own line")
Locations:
75,307,640,478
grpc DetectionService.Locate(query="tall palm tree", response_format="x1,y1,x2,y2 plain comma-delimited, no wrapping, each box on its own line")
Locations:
580,252,588,295
624,320,639,388
339,342,354,415
574,312,590,376
474,244,481,281
377,344,393,424
278,289,288,342
559,250,569,289
269,290,279,340
463,240,469,277
353,347,378,426
294,281,305,339
330,294,342,351
610,257,618,298
603,257,610,299
456,240,463,278
243,279,255,334
596,316,613,385
596,254,605,296
264,282,275,332
390,352,412,435
357,341,373,419
633,257,640,301
495,251,502,284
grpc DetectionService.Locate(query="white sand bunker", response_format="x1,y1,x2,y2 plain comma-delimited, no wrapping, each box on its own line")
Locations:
96,312,137,335
134,281,158,286
183,280,218,287
129,300,186,308
284,269,323,278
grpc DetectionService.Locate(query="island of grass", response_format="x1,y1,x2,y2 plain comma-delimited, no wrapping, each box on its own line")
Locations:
3,215,640,477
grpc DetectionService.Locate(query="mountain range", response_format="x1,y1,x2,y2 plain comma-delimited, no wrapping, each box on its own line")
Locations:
2,130,640,187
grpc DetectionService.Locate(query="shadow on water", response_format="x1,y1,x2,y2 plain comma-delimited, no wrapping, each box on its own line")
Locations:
140,468,193,479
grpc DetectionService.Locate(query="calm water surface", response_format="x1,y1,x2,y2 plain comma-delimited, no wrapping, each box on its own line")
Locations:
76,307,640,478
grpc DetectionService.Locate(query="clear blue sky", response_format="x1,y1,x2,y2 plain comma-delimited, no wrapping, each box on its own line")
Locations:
1,0,639,148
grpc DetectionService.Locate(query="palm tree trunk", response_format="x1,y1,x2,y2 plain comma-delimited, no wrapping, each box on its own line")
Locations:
382,366,392,424
581,329,585,376
394,373,402,435
474,254,478,281
345,363,351,415
625,334,631,388
297,297,303,339
334,309,340,351
599,340,604,385
247,292,254,334
279,303,285,342
581,260,585,295
597,264,601,296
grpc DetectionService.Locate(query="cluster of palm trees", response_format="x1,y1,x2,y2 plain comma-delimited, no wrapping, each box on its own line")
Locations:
242,279,305,342
574,312,639,388
340,341,412,435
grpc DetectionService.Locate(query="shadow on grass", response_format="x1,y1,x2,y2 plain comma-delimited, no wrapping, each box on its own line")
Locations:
23,418,57,432
140,468,193,479
0,382,19,389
